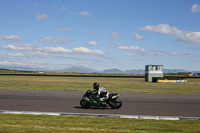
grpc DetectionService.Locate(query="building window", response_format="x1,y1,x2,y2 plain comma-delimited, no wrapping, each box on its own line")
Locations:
152,66,162,71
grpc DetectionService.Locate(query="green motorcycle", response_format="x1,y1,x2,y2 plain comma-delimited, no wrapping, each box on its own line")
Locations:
80,90,122,109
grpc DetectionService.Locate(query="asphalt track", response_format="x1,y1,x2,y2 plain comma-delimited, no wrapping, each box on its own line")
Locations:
0,89,200,117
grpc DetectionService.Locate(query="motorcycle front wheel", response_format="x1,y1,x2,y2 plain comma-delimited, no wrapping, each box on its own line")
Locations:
109,99,122,109
80,99,91,108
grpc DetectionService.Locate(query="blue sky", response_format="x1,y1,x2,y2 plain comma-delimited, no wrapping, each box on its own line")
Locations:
0,0,200,71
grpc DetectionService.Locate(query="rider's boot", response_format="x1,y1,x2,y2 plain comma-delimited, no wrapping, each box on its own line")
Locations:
99,101,107,107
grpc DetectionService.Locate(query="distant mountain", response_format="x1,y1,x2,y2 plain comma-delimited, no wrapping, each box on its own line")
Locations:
56,67,146,74
192,71,200,73
55,66,100,73
102,68,124,74
125,69,144,74
1,65,200,74
164,69,188,73
56,67,199,74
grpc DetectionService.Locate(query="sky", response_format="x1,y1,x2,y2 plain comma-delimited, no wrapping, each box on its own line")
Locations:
0,0,200,71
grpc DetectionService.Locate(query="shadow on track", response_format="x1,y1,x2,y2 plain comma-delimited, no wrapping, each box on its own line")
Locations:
74,106,113,110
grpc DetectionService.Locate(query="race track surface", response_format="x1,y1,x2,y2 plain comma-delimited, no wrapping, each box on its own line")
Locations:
0,89,200,117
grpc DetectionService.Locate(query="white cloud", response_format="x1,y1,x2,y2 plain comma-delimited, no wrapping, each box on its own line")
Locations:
71,11,90,17
86,41,99,46
37,47,72,53
2,44,34,51
0,60,22,66
125,53,142,56
40,37,59,43
59,38,75,44
27,51,50,58
118,45,144,51
121,46,195,57
110,32,119,40
148,51,165,55
140,24,200,44
169,52,182,55
0,60,47,69
177,31,200,44
0,35,24,42
39,37,74,44
169,52,195,58
73,47,105,55
183,52,196,58
117,44,165,56
36,13,48,20
61,6,67,11
191,3,200,13
7,53,24,57
110,43,123,47
133,33,144,40
37,46,105,55
58,28,70,31
78,11,90,16
140,24,179,34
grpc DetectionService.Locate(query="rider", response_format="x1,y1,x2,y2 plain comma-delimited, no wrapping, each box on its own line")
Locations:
93,82,109,106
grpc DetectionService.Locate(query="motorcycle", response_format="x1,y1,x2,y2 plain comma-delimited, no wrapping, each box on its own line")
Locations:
80,90,122,109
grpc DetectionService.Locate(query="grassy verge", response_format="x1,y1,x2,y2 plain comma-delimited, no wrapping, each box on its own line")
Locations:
0,114,200,133
0,74,200,132
0,75,200,94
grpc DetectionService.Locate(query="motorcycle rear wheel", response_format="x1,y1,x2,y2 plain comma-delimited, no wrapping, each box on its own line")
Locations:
80,100,91,108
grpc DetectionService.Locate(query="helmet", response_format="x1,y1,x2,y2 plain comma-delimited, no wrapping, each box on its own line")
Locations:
93,82,100,90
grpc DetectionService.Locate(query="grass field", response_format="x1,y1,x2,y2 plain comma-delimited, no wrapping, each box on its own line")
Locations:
0,114,200,133
0,74,200,132
0,75,200,94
